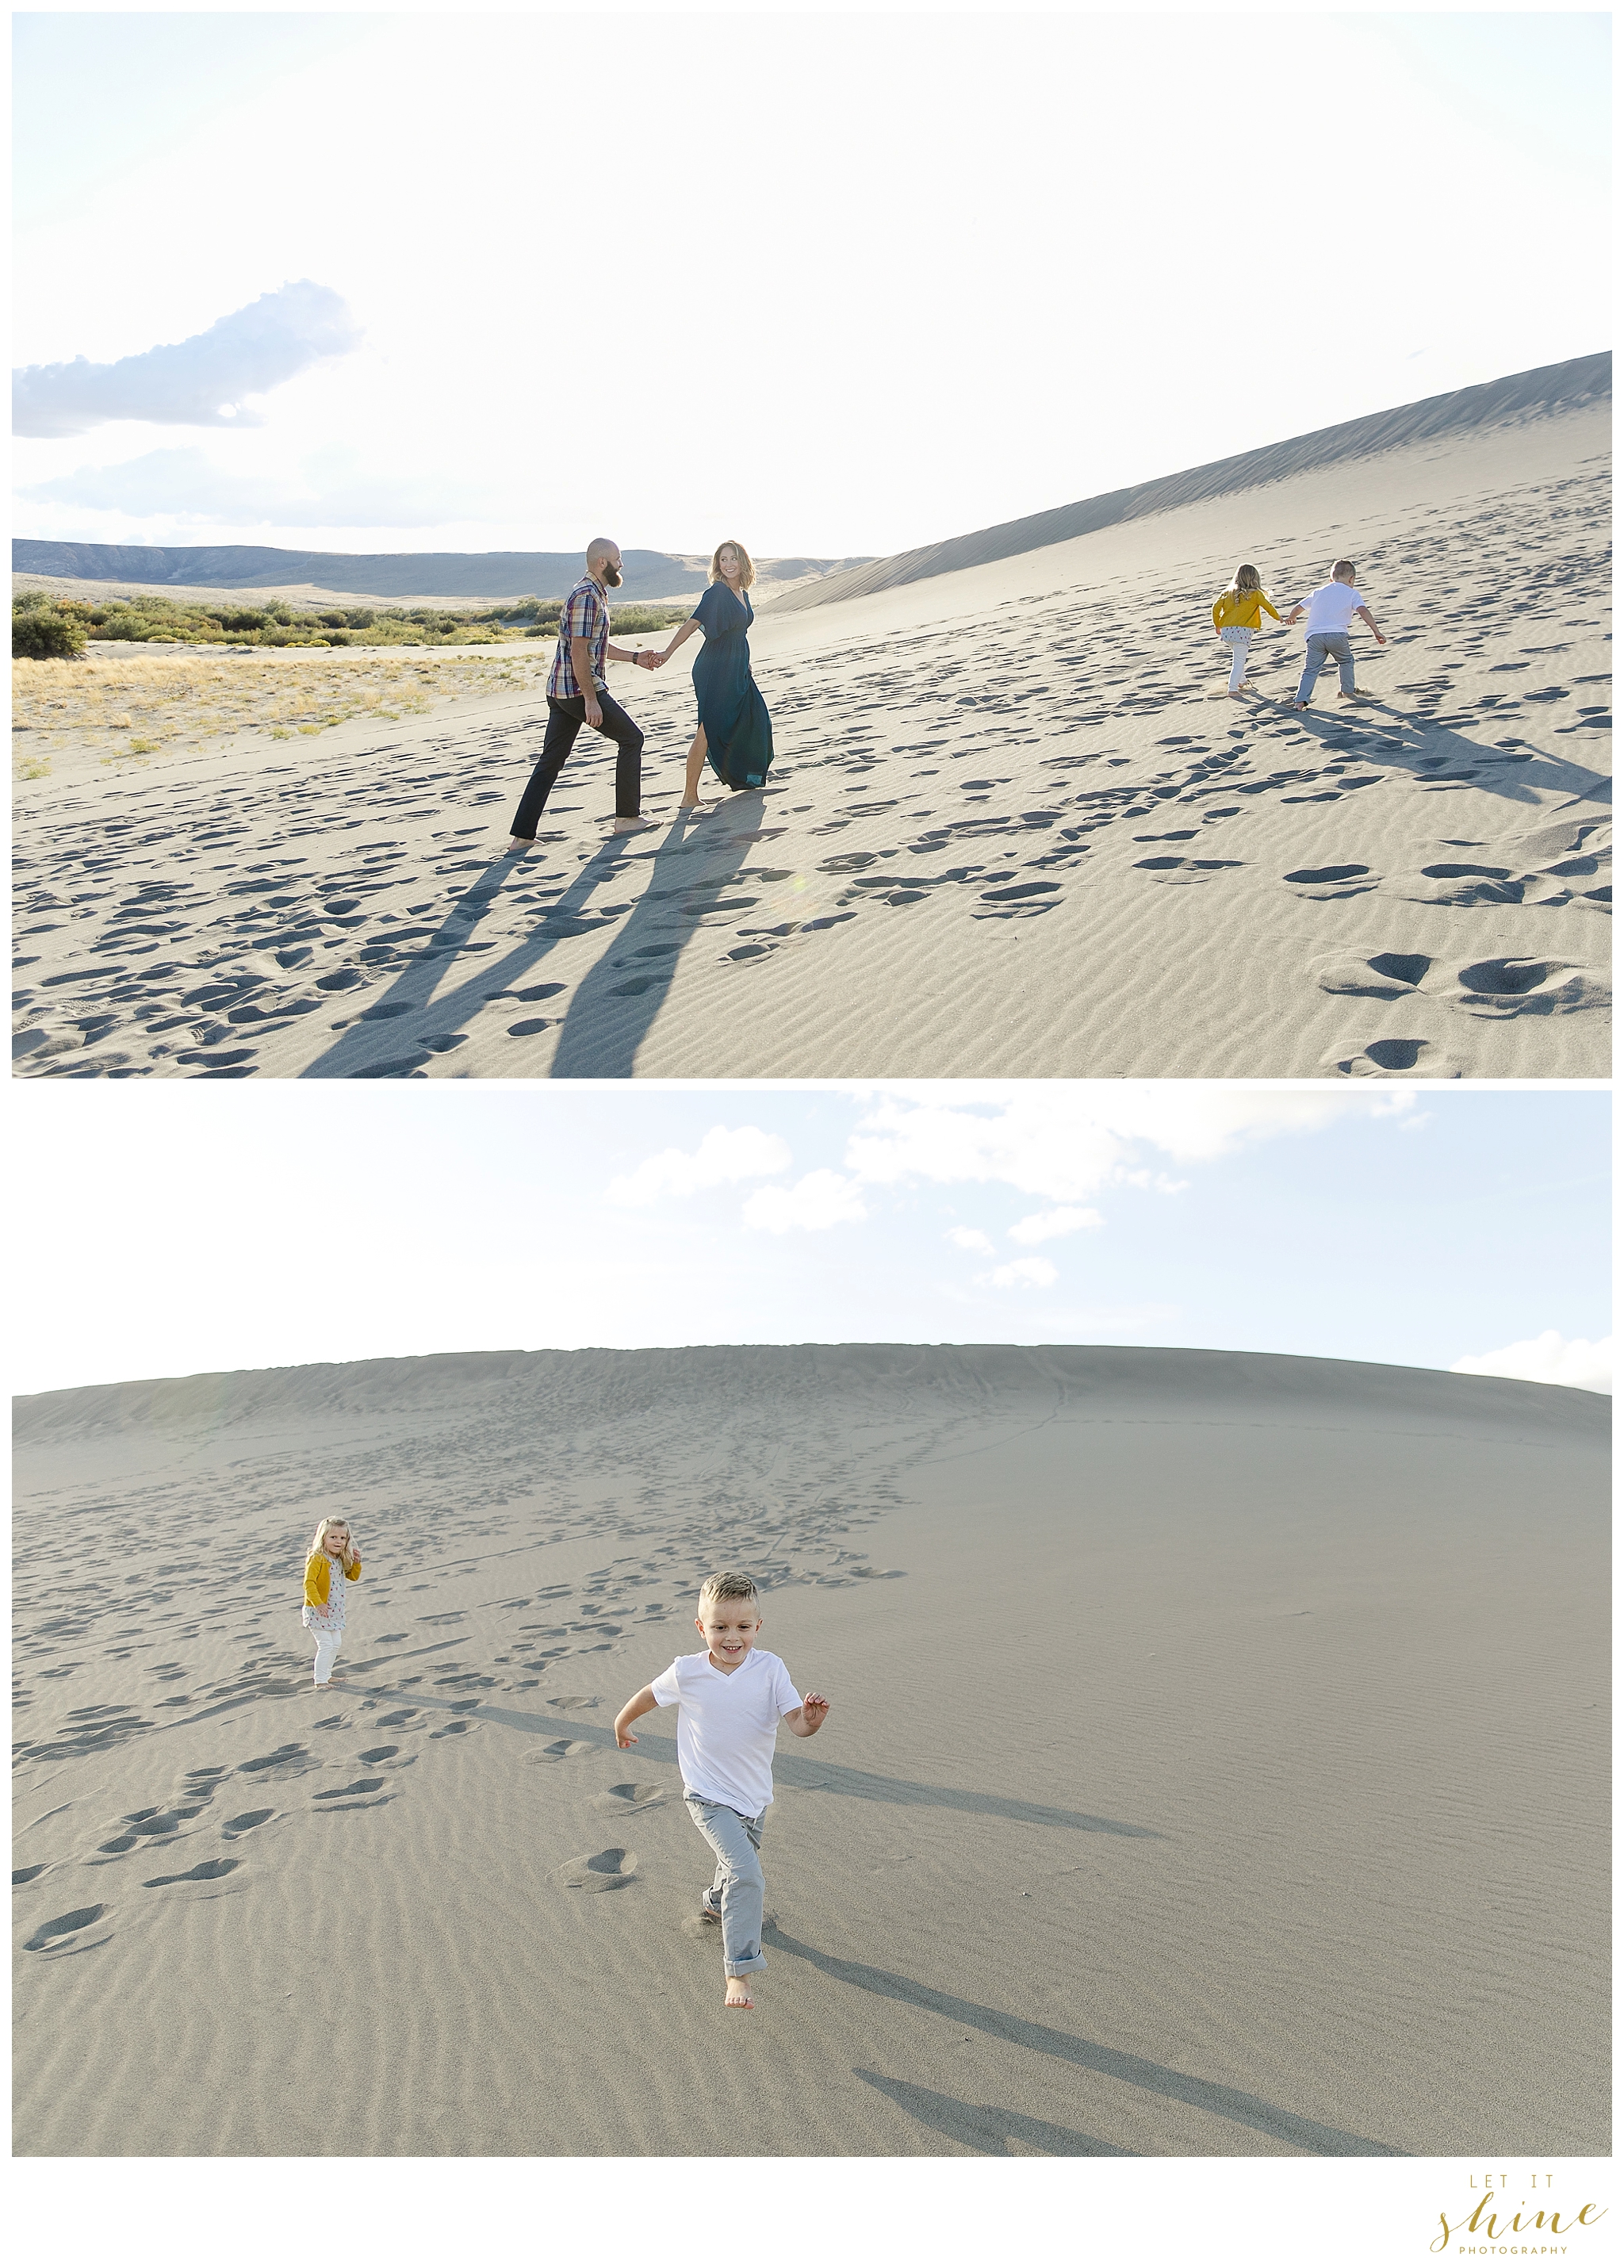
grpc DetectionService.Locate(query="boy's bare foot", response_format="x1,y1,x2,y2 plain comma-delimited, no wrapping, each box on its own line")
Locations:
1337,689,1369,702
725,1975,754,2009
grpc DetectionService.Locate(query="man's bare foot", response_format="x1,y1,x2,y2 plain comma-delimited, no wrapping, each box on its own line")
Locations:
725,1975,754,2009
612,814,656,834
501,838,531,856
1337,689,1369,703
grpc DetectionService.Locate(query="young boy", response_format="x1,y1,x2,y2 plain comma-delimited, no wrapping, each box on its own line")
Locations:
1282,558,1386,708
615,1571,829,2011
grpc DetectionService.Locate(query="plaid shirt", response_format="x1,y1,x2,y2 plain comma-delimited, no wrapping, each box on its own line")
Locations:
546,575,610,701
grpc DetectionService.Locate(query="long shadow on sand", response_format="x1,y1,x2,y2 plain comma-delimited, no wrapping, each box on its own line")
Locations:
298,835,646,1077
298,797,768,1078
350,1685,1161,1837
852,2068,1138,2156
548,793,766,1076
1271,697,1611,810
772,1929,1408,2158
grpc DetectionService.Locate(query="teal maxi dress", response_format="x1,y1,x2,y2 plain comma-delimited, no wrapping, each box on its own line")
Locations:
690,581,774,790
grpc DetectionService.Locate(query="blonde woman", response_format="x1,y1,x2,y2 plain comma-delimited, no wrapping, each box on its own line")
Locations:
653,540,775,807
302,1515,361,1689
1210,561,1282,696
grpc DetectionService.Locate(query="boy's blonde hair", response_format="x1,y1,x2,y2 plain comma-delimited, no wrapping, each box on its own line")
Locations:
308,1514,354,1560
1231,562,1262,594
709,540,756,589
1331,558,1357,581
698,1570,760,1611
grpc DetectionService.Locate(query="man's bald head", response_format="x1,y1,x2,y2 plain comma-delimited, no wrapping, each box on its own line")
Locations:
586,536,619,571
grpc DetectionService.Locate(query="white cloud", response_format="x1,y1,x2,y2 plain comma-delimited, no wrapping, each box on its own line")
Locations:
1008,1205,1104,1245
1452,1331,1611,1394
743,1170,869,1235
21,442,497,528
947,1227,996,1255
978,1258,1059,1290
13,280,359,436
845,1088,1404,1201
607,1124,791,1206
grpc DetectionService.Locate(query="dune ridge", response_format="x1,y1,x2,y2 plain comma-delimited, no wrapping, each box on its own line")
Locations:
13,1344,1607,2158
763,352,1611,615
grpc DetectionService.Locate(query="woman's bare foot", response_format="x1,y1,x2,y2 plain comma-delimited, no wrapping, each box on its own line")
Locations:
725,1975,755,2009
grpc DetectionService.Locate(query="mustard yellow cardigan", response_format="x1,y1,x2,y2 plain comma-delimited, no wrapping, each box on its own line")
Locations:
304,1551,362,1609
1212,587,1282,630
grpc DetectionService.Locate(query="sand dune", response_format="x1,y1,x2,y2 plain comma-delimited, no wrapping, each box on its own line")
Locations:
13,385,1610,1079
12,1345,1608,2158
761,352,1611,616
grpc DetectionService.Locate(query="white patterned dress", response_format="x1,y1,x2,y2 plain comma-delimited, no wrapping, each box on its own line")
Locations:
302,1551,350,1634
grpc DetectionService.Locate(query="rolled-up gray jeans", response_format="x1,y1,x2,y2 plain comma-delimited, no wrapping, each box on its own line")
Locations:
685,1793,768,1975
1296,630,1356,703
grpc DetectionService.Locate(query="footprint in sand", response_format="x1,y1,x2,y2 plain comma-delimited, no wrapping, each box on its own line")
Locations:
1312,950,1432,1000
13,1864,50,1885
1453,957,1609,1017
527,1739,596,1763
429,1720,472,1740
543,1695,598,1710
1132,856,1243,885
556,1848,637,1893
1322,1038,1462,1078
236,1742,316,1781
1394,860,1524,906
1283,863,1378,900
142,1857,240,1889
24,1903,110,1953
220,1809,274,1841
588,1783,670,1814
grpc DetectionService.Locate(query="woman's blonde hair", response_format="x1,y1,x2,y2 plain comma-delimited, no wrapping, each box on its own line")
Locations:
1231,562,1262,594
710,540,755,589
308,1514,354,1561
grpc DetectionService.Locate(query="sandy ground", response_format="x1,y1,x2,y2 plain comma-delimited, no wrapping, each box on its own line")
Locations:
12,408,1610,1080
11,1345,1608,2159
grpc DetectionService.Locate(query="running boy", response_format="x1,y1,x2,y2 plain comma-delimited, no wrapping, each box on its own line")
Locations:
615,1571,829,2011
1282,558,1386,707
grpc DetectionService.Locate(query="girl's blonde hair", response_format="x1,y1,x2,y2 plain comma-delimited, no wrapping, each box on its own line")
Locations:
1231,562,1262,594
710,540,756,589
308,1514,354,1561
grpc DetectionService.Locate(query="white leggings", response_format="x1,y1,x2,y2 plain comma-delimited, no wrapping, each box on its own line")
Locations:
1219,625,1252,691
311,1627,343,1686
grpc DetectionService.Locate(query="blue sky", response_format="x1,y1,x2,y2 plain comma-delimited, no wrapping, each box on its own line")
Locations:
11,9,1611,557
12,1082,1609,1395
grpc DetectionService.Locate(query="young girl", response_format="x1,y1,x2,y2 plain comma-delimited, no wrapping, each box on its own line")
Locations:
1210,563,1281,696
302,1515,361,1689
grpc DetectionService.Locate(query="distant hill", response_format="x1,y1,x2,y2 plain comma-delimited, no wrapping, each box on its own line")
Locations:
8,541,871,606
761,351,1612,615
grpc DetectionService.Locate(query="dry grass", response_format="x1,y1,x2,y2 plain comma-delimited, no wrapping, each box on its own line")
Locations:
11,645,556,775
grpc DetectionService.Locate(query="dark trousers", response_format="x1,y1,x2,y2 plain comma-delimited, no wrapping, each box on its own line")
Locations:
510,690,644,837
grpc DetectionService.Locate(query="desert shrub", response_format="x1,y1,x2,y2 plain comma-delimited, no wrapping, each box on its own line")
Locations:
342,608,377,630
610,603,690,633
13,588,53,613
216,607,269,631
14,607,86,660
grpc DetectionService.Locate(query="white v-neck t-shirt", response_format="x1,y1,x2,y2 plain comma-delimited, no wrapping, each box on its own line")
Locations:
649,1647,802,1816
